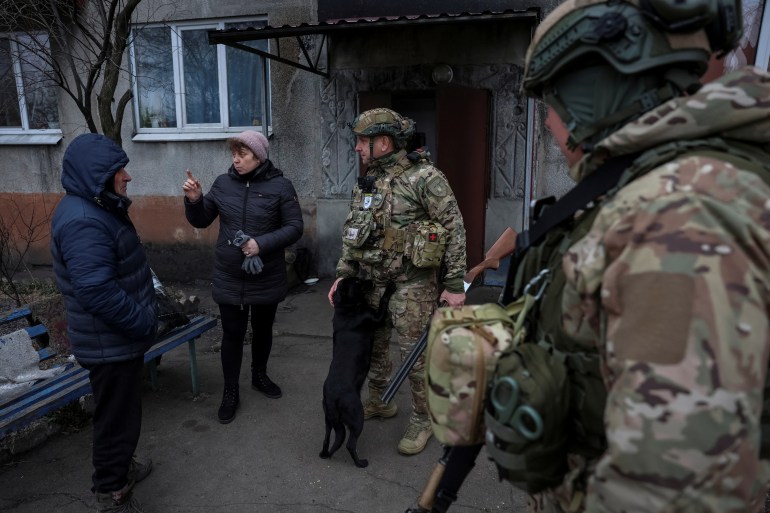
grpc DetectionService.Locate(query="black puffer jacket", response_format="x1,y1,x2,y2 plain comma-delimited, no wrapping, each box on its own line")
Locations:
51,133,158,365
185,160,304,305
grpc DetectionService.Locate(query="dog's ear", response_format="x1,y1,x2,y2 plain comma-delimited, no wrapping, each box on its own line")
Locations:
362,280,374,292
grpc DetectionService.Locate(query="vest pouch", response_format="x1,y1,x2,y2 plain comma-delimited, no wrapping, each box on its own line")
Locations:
358,248,384,265
484,342,571,494
409,221,448,268
342,209,374,249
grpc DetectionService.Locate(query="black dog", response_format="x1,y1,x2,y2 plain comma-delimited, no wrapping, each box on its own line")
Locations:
319,277,395,468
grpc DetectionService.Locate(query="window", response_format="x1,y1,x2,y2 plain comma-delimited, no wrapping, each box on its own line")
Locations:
0,33,61,144
130,18,271,141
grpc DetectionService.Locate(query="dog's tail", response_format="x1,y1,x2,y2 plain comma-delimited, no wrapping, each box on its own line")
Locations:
327,420,347,456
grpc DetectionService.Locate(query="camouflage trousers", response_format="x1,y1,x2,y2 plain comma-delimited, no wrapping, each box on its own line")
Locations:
367,278,438,422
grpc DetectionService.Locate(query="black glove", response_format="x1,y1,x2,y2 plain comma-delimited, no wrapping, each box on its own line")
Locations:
242,255,264,275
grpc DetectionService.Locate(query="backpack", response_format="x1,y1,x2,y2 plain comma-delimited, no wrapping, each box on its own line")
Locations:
426,285,574,493
425,301,521,445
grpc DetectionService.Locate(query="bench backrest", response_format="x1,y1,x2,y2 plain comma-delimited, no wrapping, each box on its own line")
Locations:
0,306,54,362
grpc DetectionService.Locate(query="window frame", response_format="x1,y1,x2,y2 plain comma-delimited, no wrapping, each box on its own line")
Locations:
0,32,62,146
129,17,272,142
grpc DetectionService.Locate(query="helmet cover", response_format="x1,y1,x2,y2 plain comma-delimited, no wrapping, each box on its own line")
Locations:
521,0,743,98
351,108,416,149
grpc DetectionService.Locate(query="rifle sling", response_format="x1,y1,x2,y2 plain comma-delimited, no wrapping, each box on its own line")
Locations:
501,152,639,304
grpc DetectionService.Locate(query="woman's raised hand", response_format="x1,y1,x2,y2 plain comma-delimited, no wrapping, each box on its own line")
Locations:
182,169,202,202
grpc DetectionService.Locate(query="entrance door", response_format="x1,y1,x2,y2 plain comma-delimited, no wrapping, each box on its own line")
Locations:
436,86,490,269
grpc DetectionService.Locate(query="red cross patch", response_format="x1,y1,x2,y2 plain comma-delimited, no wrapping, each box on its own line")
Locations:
429,233,438,242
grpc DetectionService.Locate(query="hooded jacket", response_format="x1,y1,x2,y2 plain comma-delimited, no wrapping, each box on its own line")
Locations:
51,133,158,365
184,159,304,305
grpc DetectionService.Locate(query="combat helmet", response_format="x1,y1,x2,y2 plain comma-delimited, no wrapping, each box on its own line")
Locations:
521,0,743,150
351,108,416,150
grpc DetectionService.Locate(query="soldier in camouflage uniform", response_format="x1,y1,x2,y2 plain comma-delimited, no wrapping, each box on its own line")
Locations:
327,108,467,455
487,0,770,511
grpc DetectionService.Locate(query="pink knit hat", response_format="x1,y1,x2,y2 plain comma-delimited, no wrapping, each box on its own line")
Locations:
231,130,268,162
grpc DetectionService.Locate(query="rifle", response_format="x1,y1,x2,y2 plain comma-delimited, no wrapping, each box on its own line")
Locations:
405,445,483,513
379,227,518,405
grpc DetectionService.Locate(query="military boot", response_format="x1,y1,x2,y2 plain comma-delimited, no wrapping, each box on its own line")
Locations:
397,417,433,455
363,386,398,420
217,384,240,424
95,483,146,512
126,455,152,487
363,399,398,420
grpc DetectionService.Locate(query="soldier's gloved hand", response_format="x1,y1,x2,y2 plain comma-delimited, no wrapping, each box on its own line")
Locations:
232,229,252,248
242,255,264,275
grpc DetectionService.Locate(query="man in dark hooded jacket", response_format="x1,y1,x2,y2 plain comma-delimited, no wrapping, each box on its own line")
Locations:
51,133,158,513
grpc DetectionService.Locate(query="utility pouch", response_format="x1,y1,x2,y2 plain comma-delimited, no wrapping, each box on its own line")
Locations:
342,210,374,248
343,247,384,265
341,177,391,266
408,221,448,268
484,342,571,494
425,295,534,446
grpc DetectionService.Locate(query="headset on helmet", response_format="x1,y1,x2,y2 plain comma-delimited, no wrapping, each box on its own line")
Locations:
642,0,742,53
522,0,743,97
350,108,416,150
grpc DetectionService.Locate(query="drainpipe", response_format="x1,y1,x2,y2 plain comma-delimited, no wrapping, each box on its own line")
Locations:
522,96,536,230
757,4,770,71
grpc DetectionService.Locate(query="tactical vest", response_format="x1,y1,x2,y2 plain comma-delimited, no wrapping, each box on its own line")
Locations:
341,150,448,270
341,172,395,265
485,138,770,499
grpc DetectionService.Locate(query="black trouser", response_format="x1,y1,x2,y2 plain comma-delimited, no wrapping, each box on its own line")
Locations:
83,357,144,493
218,303,279,387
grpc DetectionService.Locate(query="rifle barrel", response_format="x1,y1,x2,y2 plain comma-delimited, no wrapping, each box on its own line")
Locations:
380,327,429,404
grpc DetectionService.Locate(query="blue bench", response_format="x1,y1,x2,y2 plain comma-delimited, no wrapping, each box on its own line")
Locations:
0,306,217,438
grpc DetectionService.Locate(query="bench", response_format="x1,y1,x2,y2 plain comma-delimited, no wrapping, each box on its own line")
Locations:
0,306,217,438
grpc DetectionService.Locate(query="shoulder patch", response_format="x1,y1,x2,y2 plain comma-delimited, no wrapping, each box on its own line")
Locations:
427,176,448,197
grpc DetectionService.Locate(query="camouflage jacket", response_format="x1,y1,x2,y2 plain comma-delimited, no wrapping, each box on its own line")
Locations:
336,149,467,293
545,66,770,512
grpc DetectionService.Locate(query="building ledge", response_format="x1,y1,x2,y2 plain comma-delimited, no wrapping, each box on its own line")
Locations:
0,133,63,145
132,130,271,143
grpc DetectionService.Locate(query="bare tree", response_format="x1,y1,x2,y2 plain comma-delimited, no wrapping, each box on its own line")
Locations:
0,0,172,146
0,196,52,307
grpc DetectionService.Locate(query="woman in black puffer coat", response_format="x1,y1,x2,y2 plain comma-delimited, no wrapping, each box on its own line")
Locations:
183,130,303,424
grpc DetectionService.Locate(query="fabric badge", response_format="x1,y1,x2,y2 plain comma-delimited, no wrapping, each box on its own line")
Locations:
427,176,448,197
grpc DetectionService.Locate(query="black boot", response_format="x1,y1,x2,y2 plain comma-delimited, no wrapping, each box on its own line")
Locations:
218,384,239,424
252,366,282,399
